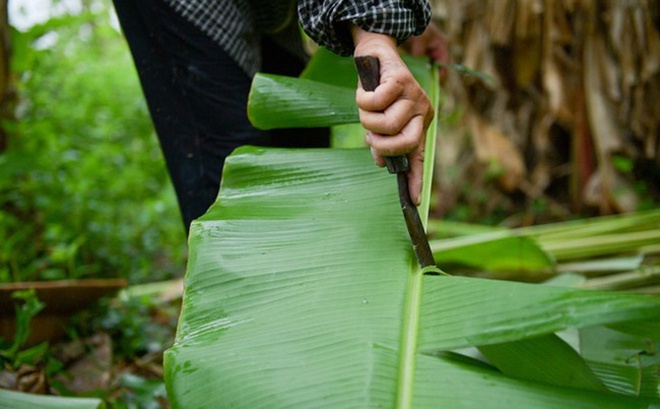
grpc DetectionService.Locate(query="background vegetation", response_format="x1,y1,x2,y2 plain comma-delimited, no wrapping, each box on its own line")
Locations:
1,2,185,406
431,0,659,223
1,1,186,284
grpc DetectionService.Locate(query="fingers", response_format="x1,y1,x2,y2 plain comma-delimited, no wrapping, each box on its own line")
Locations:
407,145,425,206
369,141,425,206
355,64,409,112
401,23,449,81
359,98,415,135
358,67,432,206
364,114,426,156
351,28,434,206
356,65,432,138
402,23,449,66
370,147,386,168
426,35,448,65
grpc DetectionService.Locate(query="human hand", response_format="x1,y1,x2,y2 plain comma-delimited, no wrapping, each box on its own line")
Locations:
351,27,434,205
401,23,449,78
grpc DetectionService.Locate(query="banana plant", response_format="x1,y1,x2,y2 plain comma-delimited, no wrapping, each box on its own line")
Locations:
164,50,660,408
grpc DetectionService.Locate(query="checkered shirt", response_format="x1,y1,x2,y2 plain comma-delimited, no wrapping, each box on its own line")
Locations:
164,0,431,77
299,0,431,56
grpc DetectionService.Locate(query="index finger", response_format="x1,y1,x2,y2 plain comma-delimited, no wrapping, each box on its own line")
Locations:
356,80,401,112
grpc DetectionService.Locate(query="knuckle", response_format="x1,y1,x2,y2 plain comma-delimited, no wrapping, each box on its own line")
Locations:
382,116,401,135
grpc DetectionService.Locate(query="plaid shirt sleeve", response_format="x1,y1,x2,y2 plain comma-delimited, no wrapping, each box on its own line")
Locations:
298,0,431,56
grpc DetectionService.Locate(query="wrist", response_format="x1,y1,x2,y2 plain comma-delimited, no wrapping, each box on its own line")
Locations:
351,26,397,56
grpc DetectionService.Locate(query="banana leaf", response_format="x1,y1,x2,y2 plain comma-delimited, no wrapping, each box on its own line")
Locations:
164,51,660,408
429,210,660,263
248,49,434,131
430,231,554,272
0,389,104,409
299,47,359,88
248,75,357,130
477,334,607,391
164,147,660,408
580,325,660,398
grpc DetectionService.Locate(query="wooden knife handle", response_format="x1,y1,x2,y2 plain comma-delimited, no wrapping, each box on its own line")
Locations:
354,56,410,174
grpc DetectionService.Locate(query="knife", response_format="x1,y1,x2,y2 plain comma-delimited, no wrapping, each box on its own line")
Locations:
354,55,436,269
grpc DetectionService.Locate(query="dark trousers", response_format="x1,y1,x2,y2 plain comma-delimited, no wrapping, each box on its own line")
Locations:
112,0,329,232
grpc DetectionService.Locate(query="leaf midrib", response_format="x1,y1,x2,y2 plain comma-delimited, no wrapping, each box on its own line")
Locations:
395,65,440,409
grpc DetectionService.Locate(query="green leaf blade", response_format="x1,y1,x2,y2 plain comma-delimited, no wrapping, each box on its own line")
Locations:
0,389,104,409
249,49,435,133
413,353,658,409
299,48,358,88
164,146,660,408
478,334,607,392
165,147,412,408
580,326,660,398
419,275,660,351
247,74,357,130
165,49,660,408
431,232,555,272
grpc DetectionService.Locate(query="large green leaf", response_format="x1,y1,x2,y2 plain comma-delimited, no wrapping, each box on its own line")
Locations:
247,50,435,131
580,326,660,398
429,210,660,263
164,147,660,408
430,231,554,272
299,47,359,88
0,389,104,409
418,275,660,350
164,51,660,408
413,352,656,409
165,148,411,408
248,75,357,129
477,334,607,391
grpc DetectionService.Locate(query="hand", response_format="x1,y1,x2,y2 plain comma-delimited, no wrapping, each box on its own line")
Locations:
351,27,434,205
401,23,449,78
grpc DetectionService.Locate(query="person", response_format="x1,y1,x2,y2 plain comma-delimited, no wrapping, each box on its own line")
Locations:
112,0,445,232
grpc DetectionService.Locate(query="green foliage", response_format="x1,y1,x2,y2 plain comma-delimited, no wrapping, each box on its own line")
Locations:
115,373,167,409
430,231,554,272
91,295,177,360
248,74,357,130
581,325,660,397
0,289,45,368
165,146,660,408
63,290,177,408
1,2,185,283
0,388,104,409
428,209,660,279
0,289,69,394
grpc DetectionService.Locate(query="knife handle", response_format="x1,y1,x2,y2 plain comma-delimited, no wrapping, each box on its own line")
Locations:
354,56,410,175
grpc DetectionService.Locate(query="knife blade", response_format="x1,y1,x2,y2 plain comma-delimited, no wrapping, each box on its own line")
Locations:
354,55,436,269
